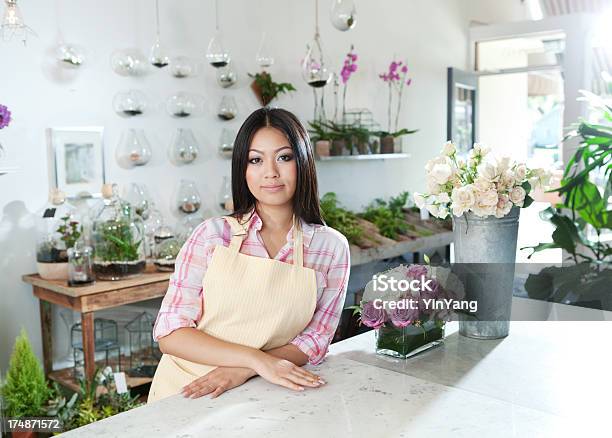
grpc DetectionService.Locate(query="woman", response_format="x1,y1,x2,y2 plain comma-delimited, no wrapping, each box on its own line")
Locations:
148,108,351,402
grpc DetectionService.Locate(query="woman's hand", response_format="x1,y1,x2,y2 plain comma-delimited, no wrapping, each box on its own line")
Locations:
181,366,256,399
252,352,325,391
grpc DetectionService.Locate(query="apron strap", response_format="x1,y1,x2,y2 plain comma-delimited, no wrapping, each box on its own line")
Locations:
293,214,304,268
224,215,248,253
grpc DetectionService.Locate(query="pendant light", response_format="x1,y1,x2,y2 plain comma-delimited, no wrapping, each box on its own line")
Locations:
206,0,230,68
150,0,169,68
1,0,36,45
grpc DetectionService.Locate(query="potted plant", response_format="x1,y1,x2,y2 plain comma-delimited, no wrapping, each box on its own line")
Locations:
320,192,363,245
522,90,611,307
307,120,332,157
44,367,142,432
1,329,51,438
413,141,551,339
348,263,464,358
36,214,82,280
248,71,296,107
378,59,417,153
374,128,418,154
359,192,411,240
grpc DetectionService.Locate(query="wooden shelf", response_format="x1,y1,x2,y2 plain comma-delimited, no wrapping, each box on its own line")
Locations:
349,231,453,266
317,153,411,161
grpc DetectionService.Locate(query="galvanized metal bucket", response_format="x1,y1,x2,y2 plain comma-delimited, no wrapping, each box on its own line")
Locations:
452,207,520,339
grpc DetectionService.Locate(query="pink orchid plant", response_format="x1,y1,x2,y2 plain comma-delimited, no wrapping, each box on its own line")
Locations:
379,60,412,133
340,45,358,120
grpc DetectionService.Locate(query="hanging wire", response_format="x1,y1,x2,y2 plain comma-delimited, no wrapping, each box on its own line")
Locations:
314,0,319,37
155,0,161,37
215,0,219,31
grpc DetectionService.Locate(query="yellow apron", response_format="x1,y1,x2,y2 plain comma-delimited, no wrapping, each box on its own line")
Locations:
148,213,318,402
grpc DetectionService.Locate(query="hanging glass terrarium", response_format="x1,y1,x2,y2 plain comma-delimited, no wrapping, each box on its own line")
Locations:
206,0,230,68
56,44,85,68
170,128,200,164
218,128,235,159
255,32,274,68
217,95,237,120
36,189,81,280
118,129,152,166
176,179,201,214
91,184,146,280
113,90,147,117
149,0,169,68
124,183,151,219
216,63,237,88
330,0,356,31
176,213,204,244
206,28,230,68
169,56,199,78
218,176,233,212
302,36,331,88
165,92,205,118
110,49,148,76
142,206,163,260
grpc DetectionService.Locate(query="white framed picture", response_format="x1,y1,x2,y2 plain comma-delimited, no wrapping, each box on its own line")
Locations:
48,127,106,198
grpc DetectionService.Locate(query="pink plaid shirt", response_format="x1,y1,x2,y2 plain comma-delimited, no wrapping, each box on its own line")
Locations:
152,208,351,365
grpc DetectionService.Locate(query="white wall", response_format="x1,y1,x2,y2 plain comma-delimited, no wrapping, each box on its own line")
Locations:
0,0,529,372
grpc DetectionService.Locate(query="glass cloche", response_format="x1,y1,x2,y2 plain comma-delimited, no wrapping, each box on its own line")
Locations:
91,184,146,280
36,189,82,280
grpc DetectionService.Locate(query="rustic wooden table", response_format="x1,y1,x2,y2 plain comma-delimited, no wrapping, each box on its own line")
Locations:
22,265,171,391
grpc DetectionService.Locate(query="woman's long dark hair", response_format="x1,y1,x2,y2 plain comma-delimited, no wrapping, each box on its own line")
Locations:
230,107,324,226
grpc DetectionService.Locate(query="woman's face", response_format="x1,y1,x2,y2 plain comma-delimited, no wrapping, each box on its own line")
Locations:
246,126,297,208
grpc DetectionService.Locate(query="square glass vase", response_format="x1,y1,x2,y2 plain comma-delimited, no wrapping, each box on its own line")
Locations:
375,320,445,359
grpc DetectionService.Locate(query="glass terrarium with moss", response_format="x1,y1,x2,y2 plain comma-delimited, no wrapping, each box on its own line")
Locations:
36,189,82,280
153,230,181,272
91,184,146,280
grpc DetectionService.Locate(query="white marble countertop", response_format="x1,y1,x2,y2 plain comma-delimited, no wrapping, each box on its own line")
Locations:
61,298,611,437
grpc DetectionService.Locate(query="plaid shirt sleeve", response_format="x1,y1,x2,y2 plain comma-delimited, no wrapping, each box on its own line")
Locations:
290,230,351,365
152,219,218,341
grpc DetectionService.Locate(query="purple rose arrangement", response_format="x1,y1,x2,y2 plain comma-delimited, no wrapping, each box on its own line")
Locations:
378,60,412,133
349,264,463,329
347,263,464,357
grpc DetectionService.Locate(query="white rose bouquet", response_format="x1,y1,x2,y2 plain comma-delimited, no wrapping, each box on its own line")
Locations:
413,142,552,219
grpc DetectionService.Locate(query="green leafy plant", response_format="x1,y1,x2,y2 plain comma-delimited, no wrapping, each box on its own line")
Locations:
44,368,142,432
95,219,142,262
248,71,296,107
523,91,611,263
320,192,363,244
359,191,411,240
371,128,418,138
57,215,82,250
1,328,51,418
